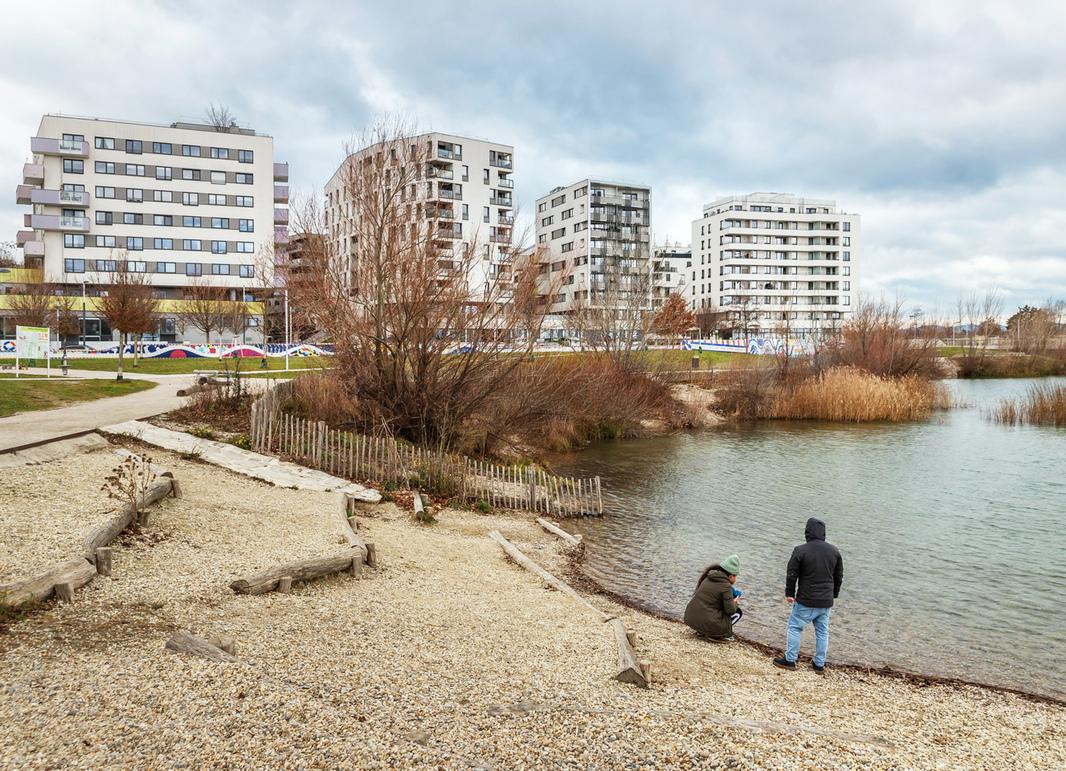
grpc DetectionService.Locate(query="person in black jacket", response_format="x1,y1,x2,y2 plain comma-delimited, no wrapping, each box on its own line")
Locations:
773,518,843,673
683,554,743,642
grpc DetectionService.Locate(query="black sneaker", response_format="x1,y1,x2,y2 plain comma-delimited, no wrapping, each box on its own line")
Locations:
812,662,825,674
772,657,796,670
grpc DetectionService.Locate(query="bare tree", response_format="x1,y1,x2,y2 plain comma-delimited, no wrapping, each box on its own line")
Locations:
694,302,730,340
831,294,942,378
569,249,654,372
96,255,159,380
205,102,236,132
955,287,1004,376
651,291,696,345
0,240,17,267
175,278,229,346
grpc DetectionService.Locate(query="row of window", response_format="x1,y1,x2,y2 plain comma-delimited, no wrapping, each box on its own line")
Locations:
715,250,852,261
710,220,851,232
64,257,255,277
92,187,255,206
78,160,255,184
82,135,254,162
64,234,255,253
95,212,253,230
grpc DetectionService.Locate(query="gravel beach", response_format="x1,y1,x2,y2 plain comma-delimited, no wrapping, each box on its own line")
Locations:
0,445,1062,770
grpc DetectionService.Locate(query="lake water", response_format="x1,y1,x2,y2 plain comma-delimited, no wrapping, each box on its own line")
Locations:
550,378,1066,700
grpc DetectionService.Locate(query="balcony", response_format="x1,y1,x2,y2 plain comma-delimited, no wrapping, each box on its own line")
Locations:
274,227,290,245
497,177,513,189
27,214,89,231
16,230,37,246
17,186,91,208
433,188,461,201
428,167,453,180
274,185,289,203
436,147,462,161
274,208,289,225
490,156,513,169
23,163,44,185
490,196,512,207
434,227,461,240
30,137,89,157
23,241,45,258
428,207,455,220
490,233,512,244
497,213,514,225
273,162,289,182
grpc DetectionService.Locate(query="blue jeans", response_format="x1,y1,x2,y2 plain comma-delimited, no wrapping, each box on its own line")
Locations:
785,602,832,667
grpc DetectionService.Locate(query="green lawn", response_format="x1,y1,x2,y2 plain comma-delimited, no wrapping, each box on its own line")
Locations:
0,378,157,417
0,356,331,376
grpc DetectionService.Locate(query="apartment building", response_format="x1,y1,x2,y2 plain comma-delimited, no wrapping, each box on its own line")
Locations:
13,114,288,343
651,242,691,310
324,132,514,296
534,178,652,332
690,193,860,338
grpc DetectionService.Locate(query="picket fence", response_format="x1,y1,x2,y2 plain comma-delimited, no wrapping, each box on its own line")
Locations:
250,396,602,517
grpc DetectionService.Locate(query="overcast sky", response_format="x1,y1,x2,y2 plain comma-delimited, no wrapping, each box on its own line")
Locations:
3,0,1065,317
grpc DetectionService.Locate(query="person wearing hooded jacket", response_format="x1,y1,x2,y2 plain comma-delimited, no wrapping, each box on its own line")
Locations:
683,554,743,642
773,518,843,673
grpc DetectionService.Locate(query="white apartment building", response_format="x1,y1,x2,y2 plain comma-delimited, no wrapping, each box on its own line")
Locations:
534,178,651,332
652,242,691,310
690,193,860,338
324,132,514,296
14,114,288,343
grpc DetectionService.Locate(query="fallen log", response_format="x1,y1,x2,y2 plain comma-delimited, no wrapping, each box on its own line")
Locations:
336,493,368,557
0,557,96,607
229,550,363,595
165,631,237,663
609,617,647,688
82,477,174,563
536,517,584,548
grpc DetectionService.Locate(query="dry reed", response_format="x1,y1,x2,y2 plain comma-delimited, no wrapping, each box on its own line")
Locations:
992,383,1066,426
768,367,946,422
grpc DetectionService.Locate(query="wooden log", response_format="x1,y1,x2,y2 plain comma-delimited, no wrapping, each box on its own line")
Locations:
277,576,292,594
535,518,584,548
165,630,237,663
626,630,638,649
366,542,378,569
82,478,173,563
208,633,237,656
170,478,183,499
350,553,363,579
96,547,113,576
55,581,74,603
229,550,365,595
348,515,359,532
609,617,648,688
413,491,425,519
0,556,96,607
639,660,652,684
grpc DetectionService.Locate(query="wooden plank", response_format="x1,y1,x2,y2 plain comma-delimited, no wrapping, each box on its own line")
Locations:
165,630,237,663
536,517,584,548
0,556,96,607
609,617,648,688
229,550,364,595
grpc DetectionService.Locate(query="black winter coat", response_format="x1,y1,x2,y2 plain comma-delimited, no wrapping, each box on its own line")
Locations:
785,518,843,608
684,567,738,637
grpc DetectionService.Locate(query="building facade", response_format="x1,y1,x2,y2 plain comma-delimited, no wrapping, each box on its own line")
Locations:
690,193,860,338
533,178,651,336
651,242,691,311
324,132,514,297
12,114,287,343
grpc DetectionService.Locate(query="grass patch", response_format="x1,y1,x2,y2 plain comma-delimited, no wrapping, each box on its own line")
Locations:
0,378,156,417
0,356,331,376
992,383,1066,426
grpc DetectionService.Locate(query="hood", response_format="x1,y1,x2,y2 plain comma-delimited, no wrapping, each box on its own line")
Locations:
805,517,826,542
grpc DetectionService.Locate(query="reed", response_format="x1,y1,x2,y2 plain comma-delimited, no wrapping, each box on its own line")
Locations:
992,383,1066,426
768,367,946,422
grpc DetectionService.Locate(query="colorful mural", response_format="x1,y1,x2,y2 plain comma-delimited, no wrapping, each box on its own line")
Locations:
683,338,816,357
1,342,334,359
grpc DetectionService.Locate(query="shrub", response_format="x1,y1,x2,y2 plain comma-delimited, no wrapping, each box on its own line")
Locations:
230,434,252,450
191,427,215,440
476,500,492,513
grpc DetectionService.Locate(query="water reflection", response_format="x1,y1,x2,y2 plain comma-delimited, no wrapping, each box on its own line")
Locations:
552,378,1066,699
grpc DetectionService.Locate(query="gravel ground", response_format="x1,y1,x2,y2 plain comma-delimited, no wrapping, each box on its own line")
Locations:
0,447,1063,770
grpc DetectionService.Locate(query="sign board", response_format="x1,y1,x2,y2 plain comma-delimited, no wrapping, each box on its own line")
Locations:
15,325,50,378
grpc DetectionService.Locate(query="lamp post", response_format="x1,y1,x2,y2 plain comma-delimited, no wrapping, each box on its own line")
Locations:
284,288,290,371
80,281,86,348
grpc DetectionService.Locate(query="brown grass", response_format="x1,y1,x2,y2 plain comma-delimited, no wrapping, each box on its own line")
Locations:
992,383,1066,426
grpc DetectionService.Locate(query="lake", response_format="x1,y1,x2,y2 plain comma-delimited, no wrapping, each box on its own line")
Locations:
550,378,1066,700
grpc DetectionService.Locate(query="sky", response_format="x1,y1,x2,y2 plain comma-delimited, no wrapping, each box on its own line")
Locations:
3,0,1065,318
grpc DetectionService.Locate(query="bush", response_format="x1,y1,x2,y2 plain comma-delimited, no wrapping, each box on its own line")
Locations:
230,434,252,450
475,500,492,513
191,427,215,440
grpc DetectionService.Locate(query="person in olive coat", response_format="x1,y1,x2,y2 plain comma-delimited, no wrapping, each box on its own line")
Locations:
683,554,743,641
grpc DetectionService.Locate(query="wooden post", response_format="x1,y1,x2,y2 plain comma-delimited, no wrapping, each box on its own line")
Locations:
366,542,378,569
278,576,292,594
639,660,652,684
596,476,602,515
348,515,359,532
55,581,75,603
96,547,113,576
626,630,637,649
351,553,364,579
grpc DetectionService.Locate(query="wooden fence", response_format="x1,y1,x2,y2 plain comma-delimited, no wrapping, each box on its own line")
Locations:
250,396,602,517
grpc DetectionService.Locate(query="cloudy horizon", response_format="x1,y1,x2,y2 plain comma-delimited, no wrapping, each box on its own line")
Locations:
3,0,1065,318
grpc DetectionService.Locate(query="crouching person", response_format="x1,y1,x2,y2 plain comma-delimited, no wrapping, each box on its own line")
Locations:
684,554,743,642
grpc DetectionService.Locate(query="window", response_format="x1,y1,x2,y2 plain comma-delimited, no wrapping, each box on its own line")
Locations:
126,237,143,251
186,263,202,276
95,161,115,174
210,147,229,159
153,142,172,155
156,261,176,273
842,281,850,291
211,263,231,275
551,195,566,207
182,145,201,157
574,186,586,198
541,216,554,227
123,213,143,225
125,140,142,154
235,172,253,184
483,169,490,184
154,190,173,203
561,208,573,220
209,194,226,205
561,242,573,253
65,258,85,273
238,219,253,232
126,189,143,203
538,202,546,212
842,251,850,261
95,235,116,248
843,237,850,246
843,266,850,276
843,222,851,232
128,261,147,272
125,164,145,176
183,239,201,251
206,217,226,229
461,205,468,221
211,240,227,254
62,234,85,249
538,234,547,244
238,149,254,163
211,171,226,184
183,216,201,227
154,238,173,250
93,186,115,199
483,206,490,223
236,241,254,253
461,164,468,181
235,196,253,207
238,264,254,278
843,296,851,306
183,192,198,206
95,137,115,150
153,214,173,226
155,166,172,180
182,168,201,181
551,227,566,239
95,259,116,272
96,211,113,225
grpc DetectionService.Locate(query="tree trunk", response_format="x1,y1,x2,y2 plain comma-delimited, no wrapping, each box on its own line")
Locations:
116,331,125,381
228,550,364,595
0,557,96,607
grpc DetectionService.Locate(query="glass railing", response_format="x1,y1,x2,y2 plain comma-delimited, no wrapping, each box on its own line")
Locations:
59,140,82,152
497,215,514,225
491,158,513,169
430,168,454,180
497,178,513,189
490,197,512,207
437,189,455,199
437,148,454,159
60,216,86,228
60,190,87,204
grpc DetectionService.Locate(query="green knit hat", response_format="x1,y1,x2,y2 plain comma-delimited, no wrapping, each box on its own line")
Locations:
720,554,740,576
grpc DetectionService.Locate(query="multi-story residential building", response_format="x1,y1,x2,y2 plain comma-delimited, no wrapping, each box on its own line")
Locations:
690,192,860,338
12,114,288,343
324,132,514,298
533,178,651,336
651,242,691,310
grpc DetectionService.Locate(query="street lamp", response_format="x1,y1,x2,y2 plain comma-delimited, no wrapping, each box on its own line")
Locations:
80,281,87,348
